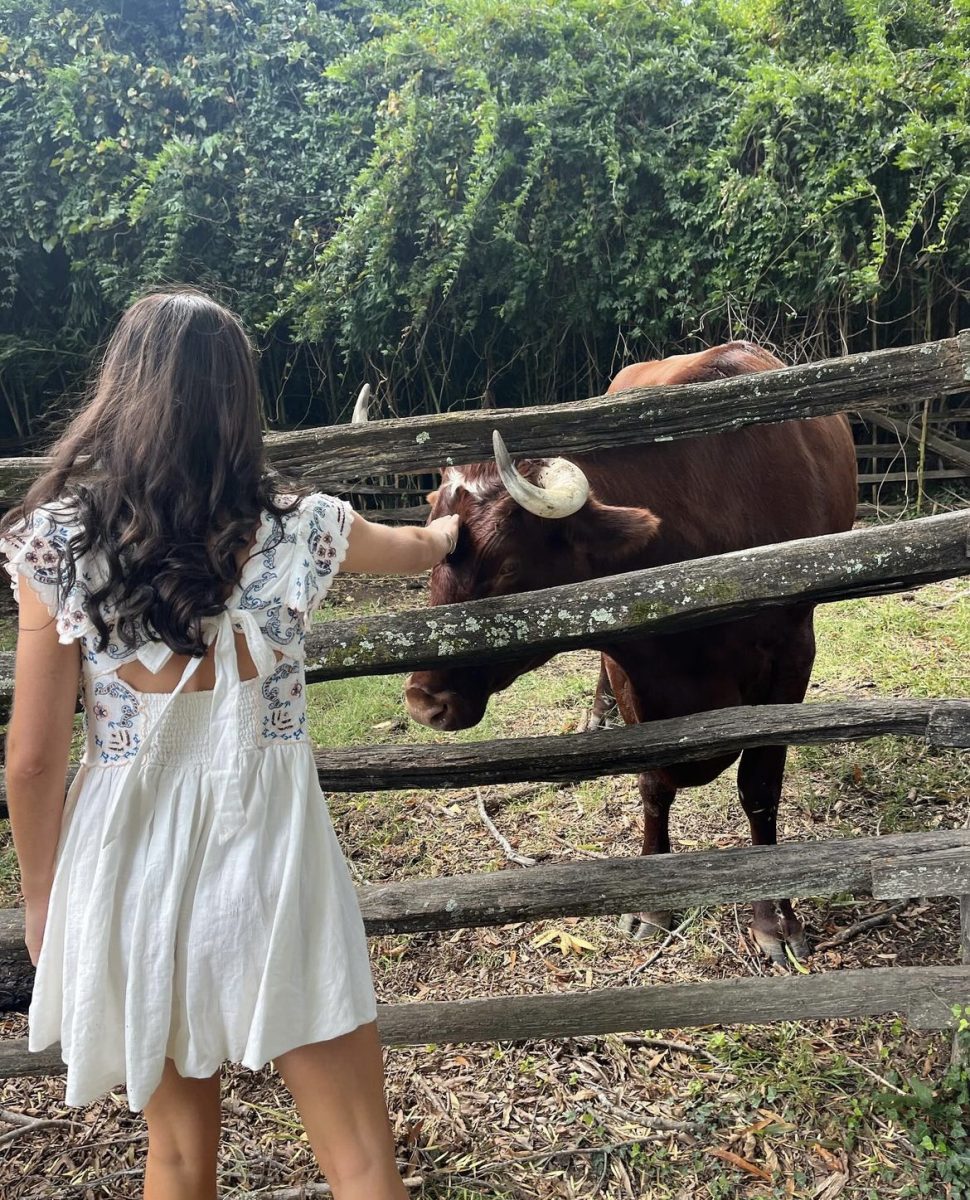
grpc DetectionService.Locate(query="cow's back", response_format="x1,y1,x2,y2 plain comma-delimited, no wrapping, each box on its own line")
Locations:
589,343,856,566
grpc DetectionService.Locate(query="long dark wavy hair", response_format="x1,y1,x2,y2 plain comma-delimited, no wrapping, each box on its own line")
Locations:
2,289,302,656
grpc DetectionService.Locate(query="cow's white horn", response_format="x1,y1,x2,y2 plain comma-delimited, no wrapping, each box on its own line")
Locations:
492,430,589,519
351,383,371,424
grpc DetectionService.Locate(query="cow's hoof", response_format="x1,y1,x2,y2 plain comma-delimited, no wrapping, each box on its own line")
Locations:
619,910,674,940
580,705,620,733
750,925,789,967
750,921,811,967
785,925,812,962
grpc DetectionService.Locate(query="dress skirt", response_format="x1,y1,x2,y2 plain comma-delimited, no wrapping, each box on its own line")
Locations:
28,687,378,1112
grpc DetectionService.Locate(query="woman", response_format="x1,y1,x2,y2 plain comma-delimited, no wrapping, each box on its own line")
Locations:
1,288,459,1199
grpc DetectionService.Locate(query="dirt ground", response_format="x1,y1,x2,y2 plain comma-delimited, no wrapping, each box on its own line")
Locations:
1,572,969,1199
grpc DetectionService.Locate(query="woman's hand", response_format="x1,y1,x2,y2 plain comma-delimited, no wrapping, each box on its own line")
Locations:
24,894,49,966
428,514,460,561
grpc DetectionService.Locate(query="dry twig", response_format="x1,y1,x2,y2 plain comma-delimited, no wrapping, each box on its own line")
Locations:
586,1103,700,1134
0,1107,76,1146
418,1136,676,1185
614,1035,725,1066
61,1166,143,1192
476,789,537,867
629,914,695,976
261,1180,424,1199
815,900,910,952
259,1187,333,1198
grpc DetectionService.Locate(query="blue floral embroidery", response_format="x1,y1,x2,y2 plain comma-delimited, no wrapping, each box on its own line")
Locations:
236,536,283,613
0,506,93,638
261,601,304,651
260,658,306,742
89,679,142,764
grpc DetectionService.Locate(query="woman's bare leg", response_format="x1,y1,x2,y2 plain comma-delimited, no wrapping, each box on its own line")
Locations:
142,1058,221,1200
274,1022,407,1200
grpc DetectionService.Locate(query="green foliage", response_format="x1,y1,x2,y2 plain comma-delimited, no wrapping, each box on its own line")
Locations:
0,0,967,440
869,1007,970,1196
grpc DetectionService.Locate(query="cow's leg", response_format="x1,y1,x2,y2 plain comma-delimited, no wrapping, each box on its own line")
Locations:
737,609,817,964
619,770,677,940
581,657,618,732
738,745,810,965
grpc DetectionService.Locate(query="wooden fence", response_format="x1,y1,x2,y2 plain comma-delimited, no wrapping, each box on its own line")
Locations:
338,398,970,525
0,334,967,502
3,829,970,1075
0,334,969,1079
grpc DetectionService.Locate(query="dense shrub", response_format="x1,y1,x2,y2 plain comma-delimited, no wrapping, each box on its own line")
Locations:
0,0,966,439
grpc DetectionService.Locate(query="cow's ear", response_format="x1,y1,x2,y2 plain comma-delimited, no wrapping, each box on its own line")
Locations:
569,497,660,570
426,489,440,506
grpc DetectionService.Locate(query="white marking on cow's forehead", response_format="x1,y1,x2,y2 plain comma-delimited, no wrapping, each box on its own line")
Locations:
441,467,490,498
442,459,559,499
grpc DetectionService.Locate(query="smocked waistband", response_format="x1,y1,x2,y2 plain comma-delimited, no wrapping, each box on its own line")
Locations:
83,675,307,767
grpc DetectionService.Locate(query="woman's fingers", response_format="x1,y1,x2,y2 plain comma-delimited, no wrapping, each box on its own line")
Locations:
430,514,460,558
25,898,48,966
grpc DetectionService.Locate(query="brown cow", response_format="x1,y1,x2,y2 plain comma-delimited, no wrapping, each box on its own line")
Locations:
404,343,857,963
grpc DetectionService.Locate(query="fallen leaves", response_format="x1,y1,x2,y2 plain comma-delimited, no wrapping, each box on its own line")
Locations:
737,1109,795,1136
708,1145,772,1181
532,927,598,956
784,941,811,973
811,1143,850,1197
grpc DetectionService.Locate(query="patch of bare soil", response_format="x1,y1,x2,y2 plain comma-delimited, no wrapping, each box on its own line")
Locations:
326,570,431,614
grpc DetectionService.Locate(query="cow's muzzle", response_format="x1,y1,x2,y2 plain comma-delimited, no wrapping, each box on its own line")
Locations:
404,675,488,731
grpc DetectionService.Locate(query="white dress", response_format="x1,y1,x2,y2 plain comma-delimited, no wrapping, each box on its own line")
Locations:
0,493,377,1112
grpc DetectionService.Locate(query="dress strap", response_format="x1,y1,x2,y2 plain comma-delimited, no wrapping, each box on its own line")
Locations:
207,609,278,845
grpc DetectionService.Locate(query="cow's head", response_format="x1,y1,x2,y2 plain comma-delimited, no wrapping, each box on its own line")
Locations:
405,432,660,729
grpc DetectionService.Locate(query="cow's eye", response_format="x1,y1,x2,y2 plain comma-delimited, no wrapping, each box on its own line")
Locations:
495,560,521,585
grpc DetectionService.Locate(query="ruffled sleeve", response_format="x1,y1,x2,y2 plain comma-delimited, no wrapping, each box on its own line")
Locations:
0,503,93,642
285,492,355,619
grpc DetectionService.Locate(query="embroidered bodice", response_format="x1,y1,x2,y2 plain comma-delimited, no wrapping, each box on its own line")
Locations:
0,493,353,842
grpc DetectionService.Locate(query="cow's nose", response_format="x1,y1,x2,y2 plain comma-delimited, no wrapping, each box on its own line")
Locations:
408,681,453,724
404,683,462,730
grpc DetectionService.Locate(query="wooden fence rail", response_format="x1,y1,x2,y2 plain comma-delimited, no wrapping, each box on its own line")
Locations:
857,469,968,485
4,968,969,1080
2,699,966,820
1,335,967,502
3,830,970,1074
247,510,970,684
339,411,970,517
859,410,970,473
274,510,970,682
3,827,966,949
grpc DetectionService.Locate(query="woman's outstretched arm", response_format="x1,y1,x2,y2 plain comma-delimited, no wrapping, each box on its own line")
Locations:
342,512,459,575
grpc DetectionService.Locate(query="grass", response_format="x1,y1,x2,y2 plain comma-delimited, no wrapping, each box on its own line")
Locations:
306,654,594,749
811,587,969,698
800,586,970,838
309,590,596,750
